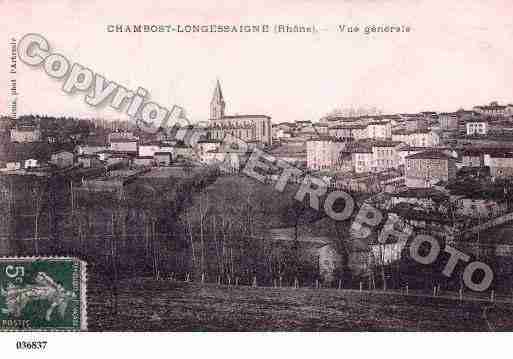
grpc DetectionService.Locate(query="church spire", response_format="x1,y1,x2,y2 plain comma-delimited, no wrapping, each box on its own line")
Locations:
210,79,225,120
213,79,223,101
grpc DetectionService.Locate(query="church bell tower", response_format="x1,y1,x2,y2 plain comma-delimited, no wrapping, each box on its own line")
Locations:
210,79,225,120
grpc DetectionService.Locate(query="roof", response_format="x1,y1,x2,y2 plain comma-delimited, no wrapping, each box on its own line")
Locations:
307,136,343,142
12,126,38,132
220,115,271,120
77,154,100,159
398,146,440,152
405,150,452,160
135,156,154,160
389,203,451,223
139,142,162,146
392,188,448,200
367,121,390,126
329,124,367,130
197,139,221,144
392,129,431,135
475,105,506,110
52,150,73,156
212,79,224,102
489,152,513,158
274,122,295,127
465,118,488,123
109,138,138,143
371,140,402,147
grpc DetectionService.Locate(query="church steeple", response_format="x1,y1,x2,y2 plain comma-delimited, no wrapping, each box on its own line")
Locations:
210,79,225,120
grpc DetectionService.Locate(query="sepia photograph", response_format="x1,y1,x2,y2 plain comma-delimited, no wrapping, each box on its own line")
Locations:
0,0,512,356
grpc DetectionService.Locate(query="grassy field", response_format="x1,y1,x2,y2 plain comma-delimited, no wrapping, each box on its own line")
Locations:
87,279,513,331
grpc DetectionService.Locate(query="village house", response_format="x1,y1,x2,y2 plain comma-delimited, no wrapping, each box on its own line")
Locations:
438,112,459,131
138,143,161,157
484,151,513,179
350,143,373,174
268,141,307,167
267,223,343,284
313,122,329,136
77,154,103,168
401,115,428,132
194,139,221,159
396,146,428,167
173,142,194,160
133,156,155,167
306,137,346,171
10,122,41,143
109,138,138,154
293,121,318,139
366,121,392,139
460,148,484,167
392,129,440,147
154,152,172,166
158,142,176,155
75,145,108,156
50,150,74,168
105,154,130,168
390,188,449,211
453,195,508,219
507,104,513,117
4,161,21,171
473,101,508,118
370,140,402,172
272,122,296,140
24,158,39,169
405,150,457,188
107,131,138,143
465,118,489,136
328,124,368,141
95,150,114,162
202,148,250,173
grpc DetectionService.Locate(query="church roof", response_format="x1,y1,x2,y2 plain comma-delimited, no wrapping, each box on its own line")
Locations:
222,114,271,119
212,79,224,103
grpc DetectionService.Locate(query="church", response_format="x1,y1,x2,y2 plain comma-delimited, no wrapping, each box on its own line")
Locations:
208,80,272,146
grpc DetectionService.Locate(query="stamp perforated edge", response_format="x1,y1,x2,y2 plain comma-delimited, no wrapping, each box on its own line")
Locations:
0,256,87,332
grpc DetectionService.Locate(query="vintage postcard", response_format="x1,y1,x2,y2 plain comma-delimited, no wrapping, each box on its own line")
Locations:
1,0,513,349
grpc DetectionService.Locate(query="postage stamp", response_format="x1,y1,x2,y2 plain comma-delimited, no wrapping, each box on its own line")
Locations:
0,257,87,331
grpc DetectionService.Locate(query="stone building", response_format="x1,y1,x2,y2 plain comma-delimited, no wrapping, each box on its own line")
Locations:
392,129,440,147
208,80,272,145
10,121,41,143
405,150,457,188
484,151,513,179
473,101,507,118
465,119,489,136
51,150,74,168
306,137,346,170
438,112,459,131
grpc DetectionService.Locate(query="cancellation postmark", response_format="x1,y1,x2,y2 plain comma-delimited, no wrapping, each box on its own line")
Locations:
0,257,86,331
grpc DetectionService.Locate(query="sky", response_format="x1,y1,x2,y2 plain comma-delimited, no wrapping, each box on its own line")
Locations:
0,0,512,124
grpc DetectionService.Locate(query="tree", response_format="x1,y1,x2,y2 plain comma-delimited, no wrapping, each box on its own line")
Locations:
30,181,48,255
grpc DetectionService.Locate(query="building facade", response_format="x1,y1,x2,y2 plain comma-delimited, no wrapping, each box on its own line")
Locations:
405,150,457,188
208,80,272,145
465,120,488,136
306,137,346,170
10,123,41,143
